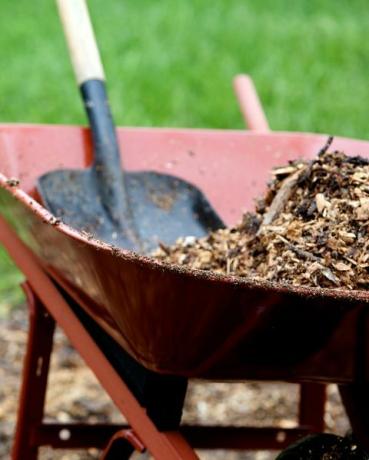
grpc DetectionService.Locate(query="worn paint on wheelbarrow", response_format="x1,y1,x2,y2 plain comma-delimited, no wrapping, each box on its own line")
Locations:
1,124,369,383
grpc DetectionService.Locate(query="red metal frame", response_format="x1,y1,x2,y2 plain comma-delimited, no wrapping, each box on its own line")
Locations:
11,283,55,460
4,75,329,458
9,276,323,459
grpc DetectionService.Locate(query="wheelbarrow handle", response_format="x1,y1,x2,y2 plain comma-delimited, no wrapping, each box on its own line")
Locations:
56,0,105,85
233,75,270,132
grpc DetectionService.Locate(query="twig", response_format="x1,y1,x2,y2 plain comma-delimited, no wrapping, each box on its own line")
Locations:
276,235,321,262
158,241,171,255
276,235,339,284
257,168,303,233
318,136,334,157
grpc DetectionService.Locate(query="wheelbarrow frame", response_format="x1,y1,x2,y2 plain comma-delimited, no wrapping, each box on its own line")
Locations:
0,75,331,459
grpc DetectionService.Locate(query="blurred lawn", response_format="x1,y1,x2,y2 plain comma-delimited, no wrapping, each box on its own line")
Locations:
1,0,369,311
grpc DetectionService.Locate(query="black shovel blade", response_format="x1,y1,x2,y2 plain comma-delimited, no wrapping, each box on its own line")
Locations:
37,169,224,254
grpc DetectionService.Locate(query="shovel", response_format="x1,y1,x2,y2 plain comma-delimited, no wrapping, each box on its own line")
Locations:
38,0,223,253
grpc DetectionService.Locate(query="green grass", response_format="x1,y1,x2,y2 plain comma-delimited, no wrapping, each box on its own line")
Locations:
1,0,369,311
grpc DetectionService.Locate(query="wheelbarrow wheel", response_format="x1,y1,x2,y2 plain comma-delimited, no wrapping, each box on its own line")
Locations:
130,452,151,459
275,433,369,459
100,439,134,460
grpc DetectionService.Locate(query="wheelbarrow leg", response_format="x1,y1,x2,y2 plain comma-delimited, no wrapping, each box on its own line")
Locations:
11,282,55,460
299,383,326,432
339,384,369,451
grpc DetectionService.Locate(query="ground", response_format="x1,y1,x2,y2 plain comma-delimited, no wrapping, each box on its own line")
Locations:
0,306,349,460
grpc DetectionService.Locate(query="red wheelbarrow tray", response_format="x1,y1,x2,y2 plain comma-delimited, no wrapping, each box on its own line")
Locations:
1,124,368,384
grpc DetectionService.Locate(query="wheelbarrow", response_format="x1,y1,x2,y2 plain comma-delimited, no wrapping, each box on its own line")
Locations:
1,75,369,459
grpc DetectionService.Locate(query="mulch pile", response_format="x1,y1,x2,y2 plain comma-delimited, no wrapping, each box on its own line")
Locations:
154,138,369,290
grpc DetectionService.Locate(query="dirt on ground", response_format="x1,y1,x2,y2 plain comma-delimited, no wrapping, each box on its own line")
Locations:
0,306,349,460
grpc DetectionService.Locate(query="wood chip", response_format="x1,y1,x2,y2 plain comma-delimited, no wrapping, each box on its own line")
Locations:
333,262,351,272
315,193,331,214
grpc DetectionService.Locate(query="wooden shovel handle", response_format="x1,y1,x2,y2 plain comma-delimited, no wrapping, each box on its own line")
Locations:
56,0,105,84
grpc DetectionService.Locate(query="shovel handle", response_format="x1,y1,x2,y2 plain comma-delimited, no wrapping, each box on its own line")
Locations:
56,0,139,247
56,0,105,85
